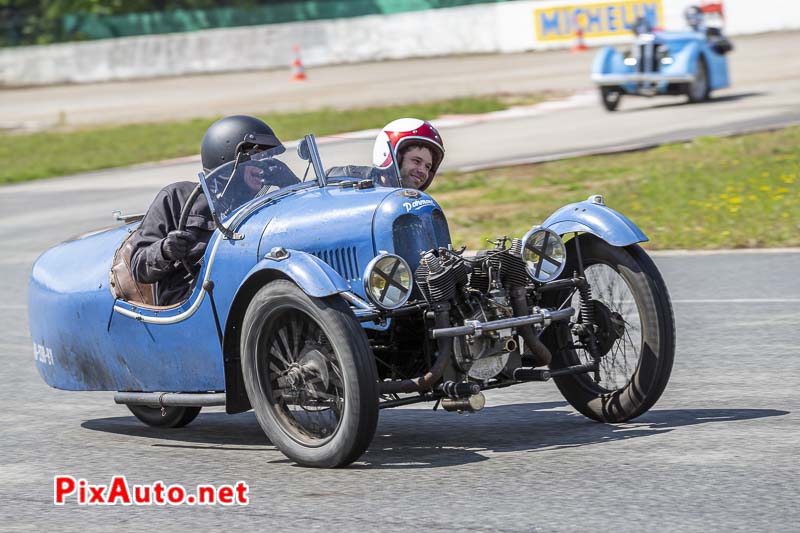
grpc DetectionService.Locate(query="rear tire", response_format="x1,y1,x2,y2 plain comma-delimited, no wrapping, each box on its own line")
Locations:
241,280,379,468
542,235,675,423
127,405,201,428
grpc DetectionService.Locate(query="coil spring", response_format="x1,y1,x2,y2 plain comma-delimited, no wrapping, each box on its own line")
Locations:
578,282,596,328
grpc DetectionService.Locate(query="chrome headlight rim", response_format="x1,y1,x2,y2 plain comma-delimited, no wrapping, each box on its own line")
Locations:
362,253,413,310
520,227,567,283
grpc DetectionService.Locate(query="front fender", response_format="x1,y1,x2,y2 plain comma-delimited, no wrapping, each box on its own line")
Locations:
221,249,351,414
542,196,648,247
243,249,350,298
592,46,621,76
673,40,702,77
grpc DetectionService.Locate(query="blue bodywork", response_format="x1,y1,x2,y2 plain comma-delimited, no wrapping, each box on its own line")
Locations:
592,29,730,98
28,160,645,399
28,182,451,393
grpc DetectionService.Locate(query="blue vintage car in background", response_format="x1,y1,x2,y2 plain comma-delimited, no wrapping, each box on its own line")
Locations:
591,8,732,111
29,134,675,467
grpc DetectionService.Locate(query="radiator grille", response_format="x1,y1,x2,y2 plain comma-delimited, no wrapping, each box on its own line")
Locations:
312,246,360,281
638,43,658,73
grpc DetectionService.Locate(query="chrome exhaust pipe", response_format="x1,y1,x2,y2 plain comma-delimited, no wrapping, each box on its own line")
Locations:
441,392,485,413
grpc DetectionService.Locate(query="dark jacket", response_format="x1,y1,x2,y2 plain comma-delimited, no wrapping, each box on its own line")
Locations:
129,181,215,306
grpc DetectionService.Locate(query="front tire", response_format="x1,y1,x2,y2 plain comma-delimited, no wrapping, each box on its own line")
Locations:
127,405,201,428
687,58,710,103
241,280,379,468
542,235,675,423
600,87,623,111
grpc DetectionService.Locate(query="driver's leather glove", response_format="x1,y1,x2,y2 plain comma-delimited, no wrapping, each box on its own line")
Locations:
161,230,197,261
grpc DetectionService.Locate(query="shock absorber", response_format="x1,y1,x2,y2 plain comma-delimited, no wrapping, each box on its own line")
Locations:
576,280,601,367
578,281,595,330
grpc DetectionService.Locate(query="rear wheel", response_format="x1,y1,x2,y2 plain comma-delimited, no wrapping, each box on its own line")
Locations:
542,235,675,422
241,281,379,468
600,87,623,111
127,405,201,428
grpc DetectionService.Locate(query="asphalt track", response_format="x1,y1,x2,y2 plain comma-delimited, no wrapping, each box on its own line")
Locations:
2,247,799,531
1,30,799,531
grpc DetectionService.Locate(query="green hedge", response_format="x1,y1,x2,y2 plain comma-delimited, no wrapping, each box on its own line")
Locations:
2,0,513,46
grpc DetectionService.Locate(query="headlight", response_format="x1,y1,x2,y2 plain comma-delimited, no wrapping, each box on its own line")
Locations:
363,253,413,309
520,227,567,283
656,44,672,65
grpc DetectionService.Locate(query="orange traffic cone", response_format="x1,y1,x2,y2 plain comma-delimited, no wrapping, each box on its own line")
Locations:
571,28,589,53
290,46,307,81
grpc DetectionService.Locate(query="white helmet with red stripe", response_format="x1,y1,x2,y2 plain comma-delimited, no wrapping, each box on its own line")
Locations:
372,118,445,190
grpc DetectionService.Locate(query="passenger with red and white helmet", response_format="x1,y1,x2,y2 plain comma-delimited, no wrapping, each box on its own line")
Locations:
372,118,445,191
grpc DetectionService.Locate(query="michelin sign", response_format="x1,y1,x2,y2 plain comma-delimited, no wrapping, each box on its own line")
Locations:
535,0,663,41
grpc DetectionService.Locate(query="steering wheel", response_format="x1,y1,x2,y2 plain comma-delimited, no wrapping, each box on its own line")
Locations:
176,184,203,280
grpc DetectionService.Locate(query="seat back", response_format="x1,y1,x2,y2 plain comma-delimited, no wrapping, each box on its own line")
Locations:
109,231,156,306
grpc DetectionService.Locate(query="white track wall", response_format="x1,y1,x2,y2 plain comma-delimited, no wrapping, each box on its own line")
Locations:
0,0,797,86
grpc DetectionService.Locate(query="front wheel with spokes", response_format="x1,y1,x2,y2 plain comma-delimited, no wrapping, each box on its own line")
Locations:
241,280,379,467
542,235,675,423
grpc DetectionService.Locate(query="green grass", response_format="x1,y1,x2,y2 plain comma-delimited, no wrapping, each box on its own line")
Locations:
0,95,546,185
428,126,800,250
3,96,796,250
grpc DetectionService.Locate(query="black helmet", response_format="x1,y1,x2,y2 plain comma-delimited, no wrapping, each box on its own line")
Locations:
201,115,282,170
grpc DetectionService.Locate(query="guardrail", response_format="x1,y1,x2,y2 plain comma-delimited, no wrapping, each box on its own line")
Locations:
1,0,797,86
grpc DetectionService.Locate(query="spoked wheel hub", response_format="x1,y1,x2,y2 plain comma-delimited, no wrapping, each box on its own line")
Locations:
260,311,347,444
282,348,329,389
591,300,626,357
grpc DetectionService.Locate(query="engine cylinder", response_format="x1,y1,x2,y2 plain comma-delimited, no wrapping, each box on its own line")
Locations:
427,268,456,302
489,249,529,289
445,253,469,289
415,260,431,302
502,255,530,288
469,256,490,293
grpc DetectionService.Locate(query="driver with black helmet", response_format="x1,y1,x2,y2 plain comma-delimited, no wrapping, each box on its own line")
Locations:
129,115,290,305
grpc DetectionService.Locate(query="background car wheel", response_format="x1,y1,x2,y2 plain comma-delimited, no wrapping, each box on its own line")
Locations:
127,405,201,428
687,57,710,103
600,87,623,111
241,280,379,468
541,235,675,423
